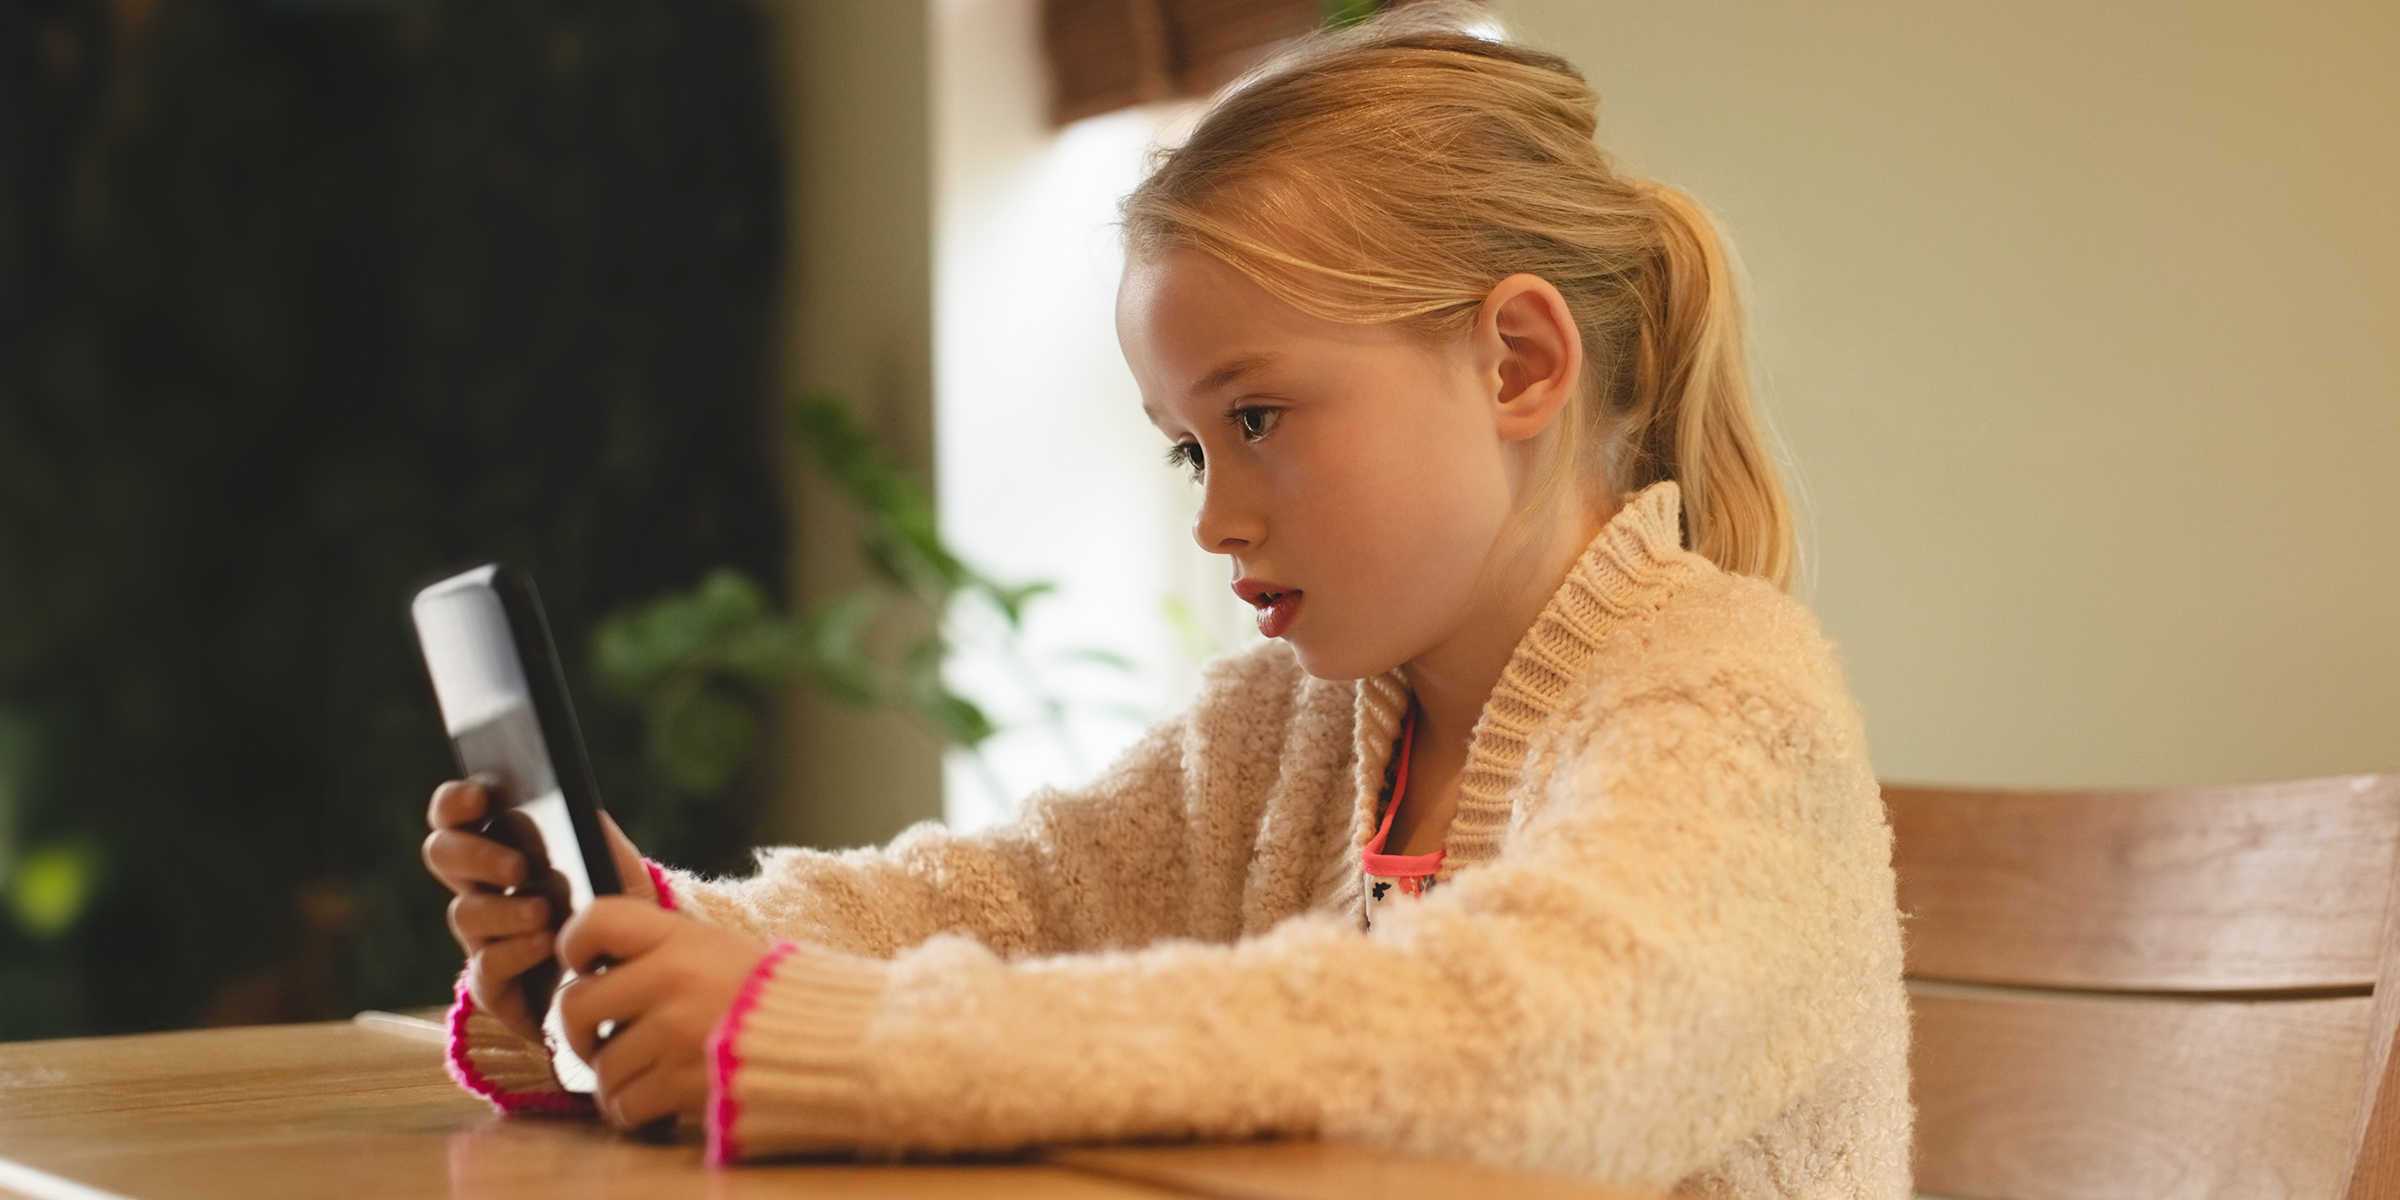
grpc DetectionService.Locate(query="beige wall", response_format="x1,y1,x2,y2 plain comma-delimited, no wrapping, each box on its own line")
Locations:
1500,0,2400,786
755,0,944,847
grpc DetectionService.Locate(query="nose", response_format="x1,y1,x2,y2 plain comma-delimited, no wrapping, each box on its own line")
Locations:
1191,467,1262,556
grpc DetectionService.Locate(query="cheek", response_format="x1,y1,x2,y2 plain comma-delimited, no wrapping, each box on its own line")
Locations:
1383,455,1515,593
1277,422,1514,651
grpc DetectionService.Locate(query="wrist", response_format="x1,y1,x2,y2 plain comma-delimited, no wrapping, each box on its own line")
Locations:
699,942,891,1163
705,940,803,1164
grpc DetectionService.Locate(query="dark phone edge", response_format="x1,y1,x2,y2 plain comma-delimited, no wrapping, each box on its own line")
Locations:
405,560,625,901
485,565,624,899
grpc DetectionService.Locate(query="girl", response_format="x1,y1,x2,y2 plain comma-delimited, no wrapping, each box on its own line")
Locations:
423,8,1911,1196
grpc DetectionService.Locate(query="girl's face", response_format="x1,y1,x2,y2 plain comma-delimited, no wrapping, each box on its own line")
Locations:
1116,249,1533,682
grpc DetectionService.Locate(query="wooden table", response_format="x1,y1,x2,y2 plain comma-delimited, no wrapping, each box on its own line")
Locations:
0,1015,1658,1200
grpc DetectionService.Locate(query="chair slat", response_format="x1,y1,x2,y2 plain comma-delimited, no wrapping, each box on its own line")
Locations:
1912,983,2372,1200
2342,843,2400,1200
1889,775,2400,990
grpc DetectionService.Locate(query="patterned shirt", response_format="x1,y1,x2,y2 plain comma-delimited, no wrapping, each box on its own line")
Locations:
1363,703,1443,929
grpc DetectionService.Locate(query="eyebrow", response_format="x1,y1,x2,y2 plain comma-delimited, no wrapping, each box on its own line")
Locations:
1143,353,1283,426
1192,352,1281,396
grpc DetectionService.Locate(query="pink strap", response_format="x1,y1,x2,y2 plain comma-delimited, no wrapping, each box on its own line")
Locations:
1363,704,1444,892
1362,845,1446,882
705,940,802,1166
1363,700,1418,855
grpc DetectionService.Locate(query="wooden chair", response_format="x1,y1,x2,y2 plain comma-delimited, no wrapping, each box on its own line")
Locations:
1888,772,2400,1200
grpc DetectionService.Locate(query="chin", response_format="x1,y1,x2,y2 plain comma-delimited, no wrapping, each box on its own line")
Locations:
1280,633,1405,684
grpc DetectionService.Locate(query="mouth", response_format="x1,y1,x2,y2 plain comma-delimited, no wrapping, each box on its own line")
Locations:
1232,579,1304,640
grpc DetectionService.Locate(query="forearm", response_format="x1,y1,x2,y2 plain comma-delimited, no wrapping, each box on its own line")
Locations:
710,864,1880,1181
662,718,1204,960
667,644,1338,961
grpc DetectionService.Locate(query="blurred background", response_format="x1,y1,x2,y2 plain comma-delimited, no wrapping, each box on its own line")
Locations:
0,0,2393,1040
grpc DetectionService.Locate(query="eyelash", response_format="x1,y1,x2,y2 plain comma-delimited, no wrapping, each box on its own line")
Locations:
1164,407,1281,480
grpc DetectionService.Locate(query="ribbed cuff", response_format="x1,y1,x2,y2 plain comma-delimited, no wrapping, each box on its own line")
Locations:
643,858,678,910
443,974,591,1115
703,943,889,1164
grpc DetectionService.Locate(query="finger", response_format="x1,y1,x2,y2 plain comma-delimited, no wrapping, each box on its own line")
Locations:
465,934,554,1036
589,1007,710,1130
448,892,552,946
553,937,688,1063
472,930,557,995
555,958,671,1065
423,828,529,893
465,979,531,1039
556,897,682,976
589,1014,673,1122
427,780,489,831
603,1057,709,1129
600,812,654,904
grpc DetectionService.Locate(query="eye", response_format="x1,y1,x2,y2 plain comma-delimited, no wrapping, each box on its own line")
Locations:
1232,406,1281,441
1164,441,1204,479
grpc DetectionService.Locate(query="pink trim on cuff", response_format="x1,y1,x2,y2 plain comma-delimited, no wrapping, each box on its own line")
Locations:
643,859,678,911
704,940,802,1166
443,974,592,1116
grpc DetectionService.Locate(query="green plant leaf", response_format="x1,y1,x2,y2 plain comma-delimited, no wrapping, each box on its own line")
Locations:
919,691,996,747
791,393,974,602
647,686,758,795
595,568,803,698
977,579,1057,628
900,636,994,747
797,590,883,706
594,391,1106,803
8,842,100,940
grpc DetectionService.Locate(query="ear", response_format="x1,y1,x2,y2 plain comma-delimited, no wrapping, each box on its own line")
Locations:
1476,274,1583,442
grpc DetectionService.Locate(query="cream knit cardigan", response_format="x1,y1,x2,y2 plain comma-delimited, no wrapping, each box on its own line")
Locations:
456,482,1912,1197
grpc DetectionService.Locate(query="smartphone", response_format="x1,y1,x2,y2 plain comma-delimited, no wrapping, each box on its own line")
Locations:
411,563,619,1094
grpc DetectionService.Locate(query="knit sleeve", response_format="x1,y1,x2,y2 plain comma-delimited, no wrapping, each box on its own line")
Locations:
651,721,1187,961
702,602,1911,1193
659,642,1331,961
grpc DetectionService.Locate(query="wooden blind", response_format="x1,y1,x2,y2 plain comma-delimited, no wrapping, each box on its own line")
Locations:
1041,0,1326,125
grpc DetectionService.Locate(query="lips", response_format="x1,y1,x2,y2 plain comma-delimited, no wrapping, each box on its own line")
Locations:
1232,578,1304,640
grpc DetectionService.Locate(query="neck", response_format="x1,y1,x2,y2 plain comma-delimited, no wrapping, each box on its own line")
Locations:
1402,490,1616,774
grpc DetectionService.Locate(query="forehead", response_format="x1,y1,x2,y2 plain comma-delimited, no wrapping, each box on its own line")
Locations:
1117,249,1409,391
1117,248,1267,338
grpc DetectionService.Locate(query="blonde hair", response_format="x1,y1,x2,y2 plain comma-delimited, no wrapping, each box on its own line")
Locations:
1122,7,1796,589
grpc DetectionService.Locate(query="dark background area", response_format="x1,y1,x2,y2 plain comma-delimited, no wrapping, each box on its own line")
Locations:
0,0,789,1038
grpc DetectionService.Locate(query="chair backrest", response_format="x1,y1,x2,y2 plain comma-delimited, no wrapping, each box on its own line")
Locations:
1889,772,2400,1200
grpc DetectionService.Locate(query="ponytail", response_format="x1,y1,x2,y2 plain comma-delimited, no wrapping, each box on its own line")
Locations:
1123,8,1800,590
1614,187,1795,590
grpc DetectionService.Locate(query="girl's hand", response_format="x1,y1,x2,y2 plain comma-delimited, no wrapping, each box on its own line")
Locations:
554,898,770,1130
422,780,653,1041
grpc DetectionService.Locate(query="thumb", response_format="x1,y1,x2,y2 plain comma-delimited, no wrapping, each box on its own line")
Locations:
556,896,680,975
599,811,655,904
